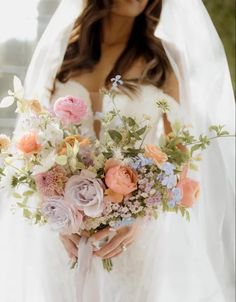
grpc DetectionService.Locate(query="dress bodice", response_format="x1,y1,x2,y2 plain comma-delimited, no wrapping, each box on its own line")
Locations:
51,80,182,143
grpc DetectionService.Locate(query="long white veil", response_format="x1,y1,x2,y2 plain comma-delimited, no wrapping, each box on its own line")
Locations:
0,0,235,300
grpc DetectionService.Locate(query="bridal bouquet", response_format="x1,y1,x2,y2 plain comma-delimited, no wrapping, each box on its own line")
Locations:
0,76,233,271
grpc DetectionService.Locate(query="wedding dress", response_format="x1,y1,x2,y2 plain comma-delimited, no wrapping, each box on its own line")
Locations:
0,78,226,302
0,0,235,301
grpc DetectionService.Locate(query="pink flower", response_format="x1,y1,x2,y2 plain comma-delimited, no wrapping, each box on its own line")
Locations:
177,165,200,208
35,165,68,197
17,132,41,154
53,95,87,125
105,165,138,195
65,170,104,218
41,196,83,234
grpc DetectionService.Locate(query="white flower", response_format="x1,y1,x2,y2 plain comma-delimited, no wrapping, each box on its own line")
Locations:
0,76,24,108
38,123,63,147
0,166,15,195
32,151,56,175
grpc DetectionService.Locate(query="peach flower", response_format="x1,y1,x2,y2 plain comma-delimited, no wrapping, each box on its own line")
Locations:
17,132,41,154
105,164,138,195
104,158,123,172
177,165,200,208
58,135,90,155
0,134,11,151
104,188,124,204
144,144,168,167
27,99,43,114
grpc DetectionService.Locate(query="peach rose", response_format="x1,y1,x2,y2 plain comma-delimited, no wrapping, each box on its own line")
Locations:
58,135,90,155
177,166,200,208
105,165,138,195
144,145,168,167
17,132,41,154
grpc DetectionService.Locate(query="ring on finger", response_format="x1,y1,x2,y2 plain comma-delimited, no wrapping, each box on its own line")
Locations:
121,243,127,252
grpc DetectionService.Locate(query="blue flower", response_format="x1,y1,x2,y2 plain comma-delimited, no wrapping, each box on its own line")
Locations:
160,162,176,175
111,75,123,88
113,218,135,228
130,155,153,170
161,174,177,189
167,199,176,208
167,188,182,208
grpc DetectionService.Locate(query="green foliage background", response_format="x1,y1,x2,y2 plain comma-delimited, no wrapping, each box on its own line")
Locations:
204,0,235,90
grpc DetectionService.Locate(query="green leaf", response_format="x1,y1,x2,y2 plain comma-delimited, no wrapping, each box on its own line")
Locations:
73,141,80,155
108,130,122,144
66,143,74,157
23,208,32,219
136,126,147,136
127,117,136,127
23,190,34,196
55,155,68,166
190,144,202,156
13,192,21,199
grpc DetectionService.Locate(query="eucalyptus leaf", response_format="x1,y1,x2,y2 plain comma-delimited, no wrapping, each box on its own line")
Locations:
136,126,147,136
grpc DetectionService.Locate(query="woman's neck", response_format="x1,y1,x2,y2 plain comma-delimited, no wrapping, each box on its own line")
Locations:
102,13,135,46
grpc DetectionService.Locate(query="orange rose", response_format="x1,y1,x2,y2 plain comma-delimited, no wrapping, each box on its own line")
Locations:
177,165,200,208
144,145,168,167
17,133,41,154
58,135,90,155
105,165,138,195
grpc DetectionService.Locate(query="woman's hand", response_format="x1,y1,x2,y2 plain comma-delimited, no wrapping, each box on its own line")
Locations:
90,223,140,260
59,233,81,261
59,231,89,261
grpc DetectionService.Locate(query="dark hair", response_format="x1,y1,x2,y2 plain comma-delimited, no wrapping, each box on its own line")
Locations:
56,0,170,92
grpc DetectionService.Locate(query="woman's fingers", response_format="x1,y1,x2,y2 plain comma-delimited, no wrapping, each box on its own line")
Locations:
93,232,131,258
89,226,114,242
60,234,80,259
102,239,133,259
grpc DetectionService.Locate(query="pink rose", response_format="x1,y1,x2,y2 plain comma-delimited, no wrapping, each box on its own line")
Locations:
53,95,87,125
65,170,104,218
105,165,138,195
177,165,200,208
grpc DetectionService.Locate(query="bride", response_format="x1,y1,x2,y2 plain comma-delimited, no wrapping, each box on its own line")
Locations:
0,0,234,302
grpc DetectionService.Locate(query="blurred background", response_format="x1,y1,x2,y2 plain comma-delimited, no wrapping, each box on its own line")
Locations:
0,0,235,135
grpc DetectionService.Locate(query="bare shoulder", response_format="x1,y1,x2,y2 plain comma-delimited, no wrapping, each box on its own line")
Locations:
161,69,180,104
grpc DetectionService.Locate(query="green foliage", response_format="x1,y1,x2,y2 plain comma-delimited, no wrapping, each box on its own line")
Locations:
204,0,235,90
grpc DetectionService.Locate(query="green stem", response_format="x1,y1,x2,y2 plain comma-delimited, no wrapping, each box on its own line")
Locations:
185,134,235,146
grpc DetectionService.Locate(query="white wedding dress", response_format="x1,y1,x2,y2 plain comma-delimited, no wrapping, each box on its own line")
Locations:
0,79,227,302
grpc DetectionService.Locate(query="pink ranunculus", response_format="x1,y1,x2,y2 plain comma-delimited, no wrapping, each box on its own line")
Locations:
53,95,88,125
177,165,200,208
41,196,83,234
105,165,138,195
65,170,104,218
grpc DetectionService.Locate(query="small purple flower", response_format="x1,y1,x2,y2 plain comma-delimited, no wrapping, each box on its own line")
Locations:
161,162,176,175
161,174,177,189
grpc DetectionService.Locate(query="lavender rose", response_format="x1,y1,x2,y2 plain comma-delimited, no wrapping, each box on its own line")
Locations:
65,170,104,218
41,196,83,234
